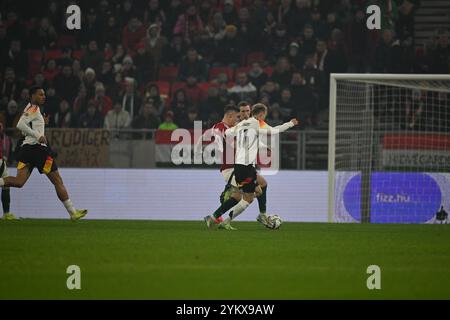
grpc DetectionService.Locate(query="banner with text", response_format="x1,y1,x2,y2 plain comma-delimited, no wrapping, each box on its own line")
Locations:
46,129,111,167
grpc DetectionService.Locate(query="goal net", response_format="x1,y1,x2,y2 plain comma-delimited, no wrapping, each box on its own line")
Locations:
328,74,450,224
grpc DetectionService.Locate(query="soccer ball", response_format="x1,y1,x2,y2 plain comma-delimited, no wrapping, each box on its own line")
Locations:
268,214,282,230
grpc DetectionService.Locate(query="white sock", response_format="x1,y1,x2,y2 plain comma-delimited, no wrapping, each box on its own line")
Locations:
228,199,250,221
63,199,76,215
0,178,4,187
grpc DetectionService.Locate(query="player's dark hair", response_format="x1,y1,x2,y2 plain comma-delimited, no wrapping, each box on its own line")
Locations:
251,103,267,116
29,86,43,96
238,101,250,108
224,104,239,115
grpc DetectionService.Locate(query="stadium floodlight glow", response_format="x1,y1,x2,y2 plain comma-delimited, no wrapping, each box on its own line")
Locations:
328,73,450,223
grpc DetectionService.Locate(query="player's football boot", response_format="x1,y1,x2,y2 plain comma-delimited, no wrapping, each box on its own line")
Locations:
257,213,272,228
204,215,223,229
218,221,237,231
2,212,17,220
70,209,88,221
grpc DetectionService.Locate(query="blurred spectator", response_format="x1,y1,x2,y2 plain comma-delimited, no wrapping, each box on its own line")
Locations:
56,47,75,67
78,100,104,128
111,44,126,65
119,78,142,119
346,8,369,73
161,35,186,66
52,100,72,128
310,6,327,40
214,24,244,66
290,71,318,126
16,88,30,111
134,42,155,85
302,54,325,97
292,0,312,35
4,11,26,41
104,101,131,130
237,7,261,51
102,15,122,49
267,24,289,63
271,57,292,88
299,24,317,57
80,8,101,46
98,61,115,92
165,0,185,37
158,110,178,130
207,12,227,42
372,29,396,73
266,106,284,127
248,61,269,91
178,47,208,82
171,88,192,126
144,24,168,78
3,40,28,80
121,55,137,79
276,0,297,37
0,25,9,62
42,59,59,83
185,76,206,107
143,83,166,114
143,0,167,27
174,4,205,43
93,83,113,116
260,80,279,105
199,85,223,122
72,85,88,126
132,101,161,138
42,87,61,117
228,72,257,103
3,100,21,130
28,17,57,50
277,87,296,120
1,68,22,101
81,40,104,74
429,29,450,74
122,17,146,53
83,68,97,99
286,42,304,70
177,107,200,129
30,73,49,93
223,0,239,25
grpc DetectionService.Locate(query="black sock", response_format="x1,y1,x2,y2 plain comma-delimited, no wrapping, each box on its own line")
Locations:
2,188,10,214
257,186,267,214
213,198,239,219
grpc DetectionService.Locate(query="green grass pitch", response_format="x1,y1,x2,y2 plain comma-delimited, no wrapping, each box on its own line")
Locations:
1,219,449,299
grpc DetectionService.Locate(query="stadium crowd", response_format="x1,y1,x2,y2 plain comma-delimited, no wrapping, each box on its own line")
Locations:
0,0,448,140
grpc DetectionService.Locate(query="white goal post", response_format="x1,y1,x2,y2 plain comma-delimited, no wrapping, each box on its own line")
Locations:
328,74,450,224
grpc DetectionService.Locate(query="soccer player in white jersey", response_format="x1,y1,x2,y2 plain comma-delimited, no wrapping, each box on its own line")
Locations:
220,103,298,230
0,86,87,221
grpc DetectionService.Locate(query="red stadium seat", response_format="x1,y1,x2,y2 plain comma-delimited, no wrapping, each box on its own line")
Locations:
209,67,234,81
171,81,186,95
263,66,273,77
57,35,76,48
158,66,178,82
246,51,265,65
72,50,82,60
148,81,171,97
198,82,210,92
28,50,43,77
235,66,251,77
45,50,63,62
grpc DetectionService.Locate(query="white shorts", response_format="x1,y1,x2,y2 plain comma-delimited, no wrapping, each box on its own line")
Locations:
0,158,8,178
221,168,238,187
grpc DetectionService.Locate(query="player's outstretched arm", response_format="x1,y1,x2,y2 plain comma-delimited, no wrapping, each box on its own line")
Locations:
259,119,299,135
